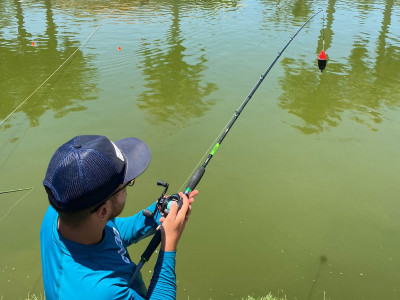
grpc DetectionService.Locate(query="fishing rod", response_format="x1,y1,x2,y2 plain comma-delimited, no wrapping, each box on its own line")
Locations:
0,187,34,195
128,9,322,286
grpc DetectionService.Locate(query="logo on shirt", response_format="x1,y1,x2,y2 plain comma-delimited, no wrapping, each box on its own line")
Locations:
113,227,130,264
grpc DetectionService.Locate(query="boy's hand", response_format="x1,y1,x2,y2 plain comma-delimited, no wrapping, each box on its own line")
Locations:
159,190,198,251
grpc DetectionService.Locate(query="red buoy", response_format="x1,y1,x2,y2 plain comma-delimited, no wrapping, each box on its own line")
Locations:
118,46,121,51
32,41,35,47
318,50,327,72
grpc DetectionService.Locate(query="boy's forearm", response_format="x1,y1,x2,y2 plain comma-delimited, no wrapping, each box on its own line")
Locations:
146,251,177,300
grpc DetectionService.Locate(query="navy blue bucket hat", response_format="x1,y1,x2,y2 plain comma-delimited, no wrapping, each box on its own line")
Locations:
43,135,151,212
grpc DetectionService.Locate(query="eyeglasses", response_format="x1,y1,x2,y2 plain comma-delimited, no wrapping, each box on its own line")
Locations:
90,179,135,213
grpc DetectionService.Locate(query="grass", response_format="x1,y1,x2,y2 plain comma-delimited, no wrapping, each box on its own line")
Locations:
24,294,45,300
24,294,283,300
242,294,286,300
26,292,334,300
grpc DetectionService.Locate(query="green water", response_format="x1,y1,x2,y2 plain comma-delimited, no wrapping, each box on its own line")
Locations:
1,0,400,299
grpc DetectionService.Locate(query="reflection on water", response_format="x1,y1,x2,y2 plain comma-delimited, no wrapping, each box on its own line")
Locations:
1,0,400,299
278,0,400,134
316,0,335,57
278,0,339,134
373,0,399,105
136,0,217,126
0,0,97,129
53,0,241,21
291,0,312,19
260,0,313,28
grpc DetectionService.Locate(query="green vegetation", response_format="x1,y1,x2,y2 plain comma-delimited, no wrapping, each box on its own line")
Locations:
25,294,44,300
25,294,284,300
243,294,286,300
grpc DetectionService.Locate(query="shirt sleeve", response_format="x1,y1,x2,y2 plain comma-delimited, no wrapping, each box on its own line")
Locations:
113,202,161,247
93,251,176,300
146,251,176,300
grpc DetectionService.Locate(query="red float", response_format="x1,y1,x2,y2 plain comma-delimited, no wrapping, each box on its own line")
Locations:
318,50,327,72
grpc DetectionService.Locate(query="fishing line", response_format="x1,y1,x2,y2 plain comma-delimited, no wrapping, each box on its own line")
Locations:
322,12,326,51
0,122,30,171
130,9,323,286
0,188,35,223
179,10,323,191
178,116,236,192
0,0,122,127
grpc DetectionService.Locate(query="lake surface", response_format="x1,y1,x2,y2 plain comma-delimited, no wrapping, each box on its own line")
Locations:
1,0,400,299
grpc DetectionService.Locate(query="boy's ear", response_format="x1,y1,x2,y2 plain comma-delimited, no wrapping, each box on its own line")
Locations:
96,201,111,220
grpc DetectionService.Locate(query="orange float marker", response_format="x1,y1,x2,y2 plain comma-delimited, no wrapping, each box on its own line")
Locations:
318,50,327,72
32,41,35,46
118,46,121,51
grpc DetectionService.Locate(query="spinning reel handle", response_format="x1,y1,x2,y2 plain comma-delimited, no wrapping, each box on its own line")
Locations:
142,193,183,217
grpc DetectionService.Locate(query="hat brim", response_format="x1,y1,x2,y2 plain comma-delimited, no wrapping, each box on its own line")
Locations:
114,137,151,184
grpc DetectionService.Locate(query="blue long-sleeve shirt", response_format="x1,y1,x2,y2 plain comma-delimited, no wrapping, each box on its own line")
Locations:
40,203,176,299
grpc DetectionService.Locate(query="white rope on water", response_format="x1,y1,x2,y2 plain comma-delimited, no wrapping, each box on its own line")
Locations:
0,0,122,127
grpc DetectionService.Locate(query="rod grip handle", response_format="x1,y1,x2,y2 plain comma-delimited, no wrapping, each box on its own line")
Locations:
141,229,162,262
186,166,205,194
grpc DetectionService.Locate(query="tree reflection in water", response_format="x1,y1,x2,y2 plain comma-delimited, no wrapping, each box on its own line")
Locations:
0,0,97,129
136,0,224,127
277,0,399,134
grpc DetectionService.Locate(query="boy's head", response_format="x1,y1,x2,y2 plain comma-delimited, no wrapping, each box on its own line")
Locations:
43,135,151,213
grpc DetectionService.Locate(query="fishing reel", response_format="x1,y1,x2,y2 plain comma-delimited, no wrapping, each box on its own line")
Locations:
142,180,182,218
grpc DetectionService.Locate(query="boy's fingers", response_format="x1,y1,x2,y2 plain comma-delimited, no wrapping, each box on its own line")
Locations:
189,190,198,198
167,201,179,218
176,192,189,221
186,205,192,219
